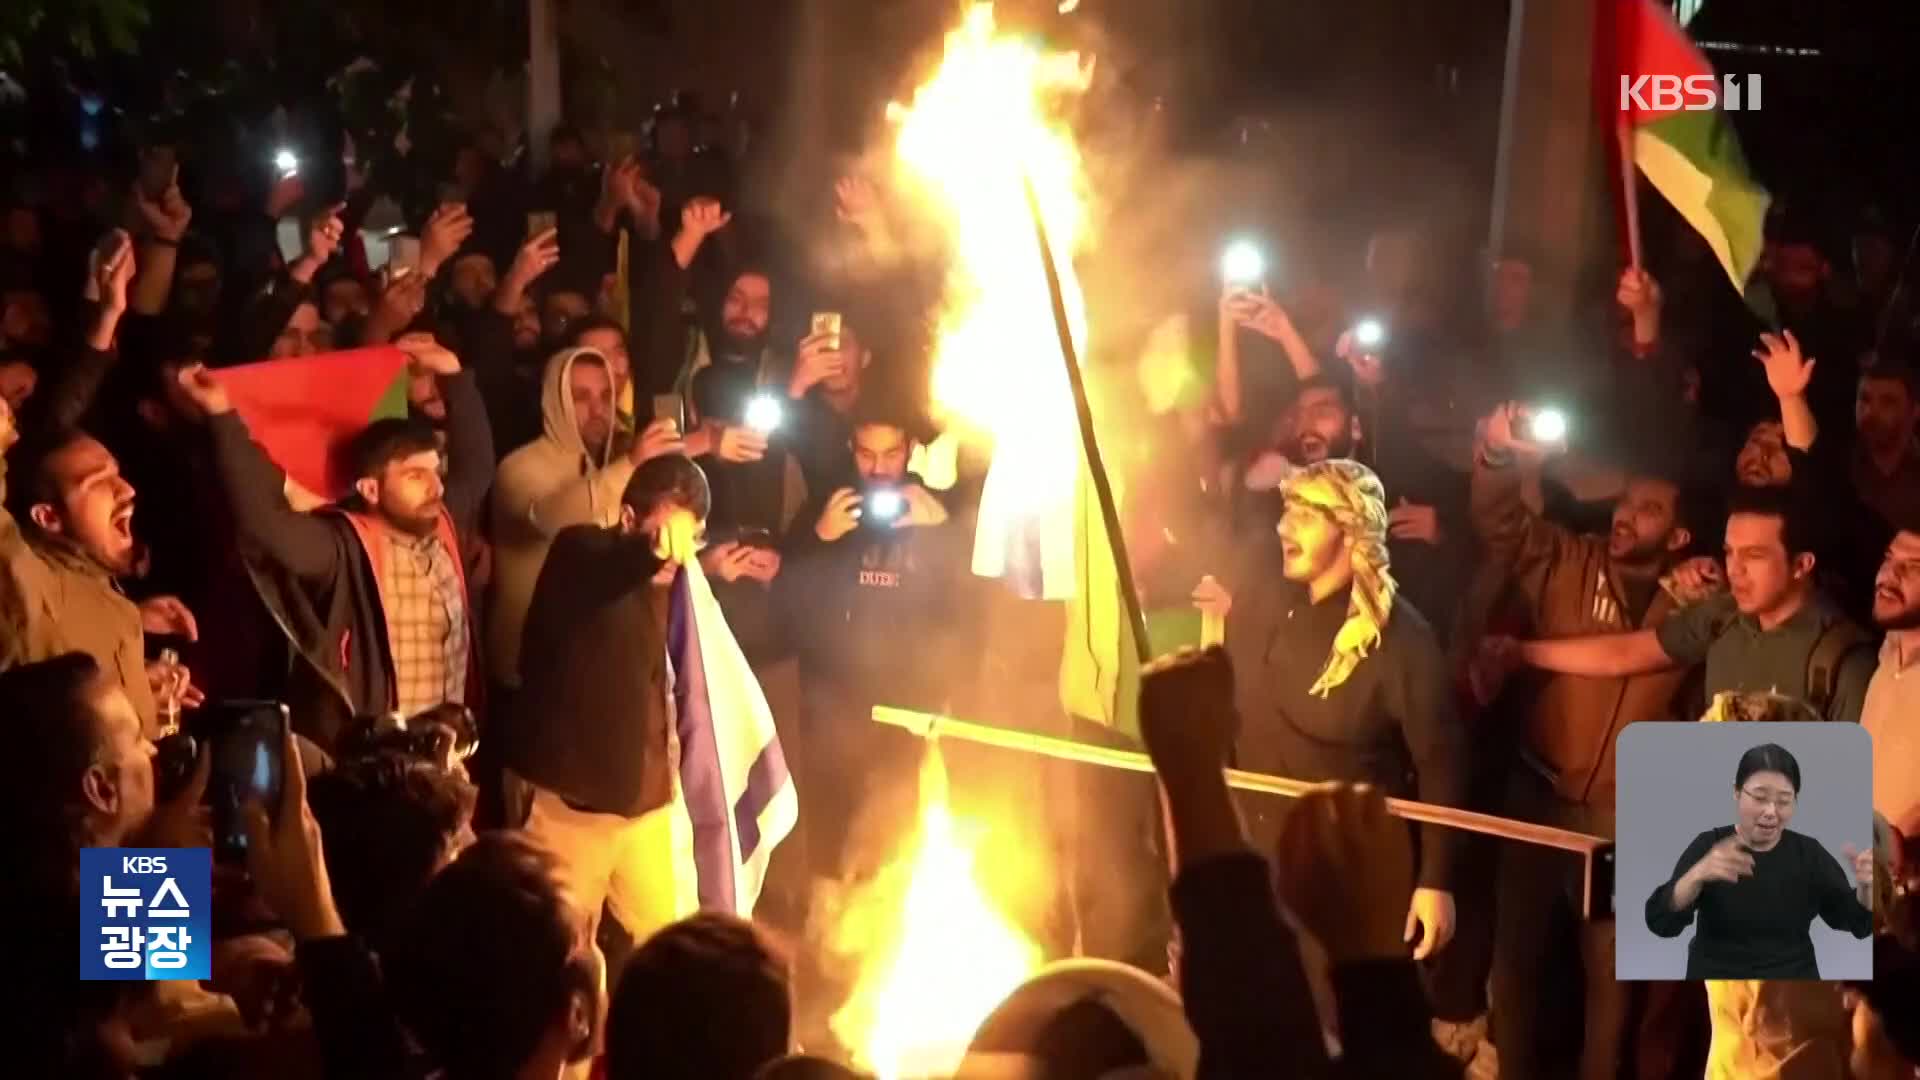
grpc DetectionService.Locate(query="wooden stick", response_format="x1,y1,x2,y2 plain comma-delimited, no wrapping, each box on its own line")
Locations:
874,705,1611,857
1618,116,1643,270
1021,177,1152,664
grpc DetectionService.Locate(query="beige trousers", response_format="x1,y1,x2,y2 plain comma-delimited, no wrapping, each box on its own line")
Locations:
523,785,699,943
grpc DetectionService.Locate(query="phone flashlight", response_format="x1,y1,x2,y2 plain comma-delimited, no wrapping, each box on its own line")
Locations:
744,393,784,434
1220,240,1265,287
1529,407,1569,444
273,148,300,178
1352,318,1387,350
866,488,905,525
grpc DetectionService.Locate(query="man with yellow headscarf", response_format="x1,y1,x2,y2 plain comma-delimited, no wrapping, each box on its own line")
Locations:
1201,459,1472,1047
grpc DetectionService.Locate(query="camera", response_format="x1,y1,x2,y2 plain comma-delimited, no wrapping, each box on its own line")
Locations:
338,705,478,773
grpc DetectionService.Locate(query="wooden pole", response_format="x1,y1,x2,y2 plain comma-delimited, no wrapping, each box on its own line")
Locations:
1021,180,1154,953
1617,117,1643,269
1022,178,1152,664
874,706,1612,858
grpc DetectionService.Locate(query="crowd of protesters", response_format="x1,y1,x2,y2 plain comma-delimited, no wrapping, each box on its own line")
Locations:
4,67,1920,1080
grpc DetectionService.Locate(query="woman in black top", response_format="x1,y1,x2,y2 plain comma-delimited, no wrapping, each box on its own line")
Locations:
1645,742,1874,979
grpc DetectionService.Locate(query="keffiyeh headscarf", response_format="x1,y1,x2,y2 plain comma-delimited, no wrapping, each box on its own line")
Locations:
1698,690,1820,723
1282,460,1398,698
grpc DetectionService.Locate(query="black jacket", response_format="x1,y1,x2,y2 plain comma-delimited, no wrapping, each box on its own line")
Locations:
505,525,675,818
206,369,494,747
776,481,966,717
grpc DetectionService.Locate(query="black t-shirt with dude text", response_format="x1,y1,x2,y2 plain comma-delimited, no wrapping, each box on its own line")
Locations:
781,512,967,714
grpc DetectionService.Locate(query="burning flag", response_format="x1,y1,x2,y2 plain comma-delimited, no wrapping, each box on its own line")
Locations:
820,6,1105,1071
883,4,1152,735
887,3,1093,603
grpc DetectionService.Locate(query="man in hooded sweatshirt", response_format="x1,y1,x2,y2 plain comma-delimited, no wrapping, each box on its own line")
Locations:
489,346,682,698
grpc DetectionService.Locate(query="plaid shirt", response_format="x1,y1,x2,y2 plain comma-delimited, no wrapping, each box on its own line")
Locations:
382,531,469,715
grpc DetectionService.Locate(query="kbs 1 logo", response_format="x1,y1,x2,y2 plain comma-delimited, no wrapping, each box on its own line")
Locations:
1620,73,1762,113
80,848,212,980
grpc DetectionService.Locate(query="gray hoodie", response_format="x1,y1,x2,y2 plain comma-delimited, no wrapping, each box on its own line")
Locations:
487,347,637,687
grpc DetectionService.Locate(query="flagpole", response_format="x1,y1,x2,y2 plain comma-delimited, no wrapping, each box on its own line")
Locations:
1022,176,1152,959
874,705,1616,918
1021,177,1152,665
1617,117,1644,269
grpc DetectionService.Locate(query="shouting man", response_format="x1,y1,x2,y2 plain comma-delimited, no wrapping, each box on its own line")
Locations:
1471,401,1704,1080
1199,459,1469,1051
0,235,201,734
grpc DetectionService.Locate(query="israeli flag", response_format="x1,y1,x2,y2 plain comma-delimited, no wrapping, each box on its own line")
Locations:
665,557,798,916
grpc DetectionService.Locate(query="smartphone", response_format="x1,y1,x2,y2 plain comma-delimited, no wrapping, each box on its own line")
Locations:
606,131,638,163
93,228,128,268
86,230,128,301
199,701,289,860
864,486,905,526
388,235,422,278
735,526,776,550
652,392,686,424
743,392,783,434
139,147,178,200
527,210,558,240
810,311,843,351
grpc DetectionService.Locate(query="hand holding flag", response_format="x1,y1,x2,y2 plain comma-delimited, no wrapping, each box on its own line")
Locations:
654,508,700,567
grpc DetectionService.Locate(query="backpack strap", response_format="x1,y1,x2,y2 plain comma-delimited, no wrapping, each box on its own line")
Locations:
1804,619,1874,720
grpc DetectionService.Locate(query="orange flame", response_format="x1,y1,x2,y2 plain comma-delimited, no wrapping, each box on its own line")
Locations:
889,4,1093,448
825,8,1091,1071
827,747,1042,1078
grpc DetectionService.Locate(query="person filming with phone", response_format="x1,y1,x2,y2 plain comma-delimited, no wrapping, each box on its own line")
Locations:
777,405,959,883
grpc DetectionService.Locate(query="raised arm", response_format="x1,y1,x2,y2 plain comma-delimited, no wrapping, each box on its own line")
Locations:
178,364,342,581
129,183,193,316
1214,290,1318,426
1214,289,1246,425
1471,402,1575,572
28,234,136,436
399,338,494,537
1517,628,1676,678
1755,331,1819,452
217,205,341,365
1139,650,1330,1077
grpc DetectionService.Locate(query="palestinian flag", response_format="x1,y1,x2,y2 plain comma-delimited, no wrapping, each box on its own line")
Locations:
218,347,411,499
1609,0,1772,312
1057,450,1208,741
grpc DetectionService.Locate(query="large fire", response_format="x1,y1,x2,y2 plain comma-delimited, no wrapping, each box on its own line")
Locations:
828,747,1042,1078
824,6,1095,1073
891,3,1093,449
